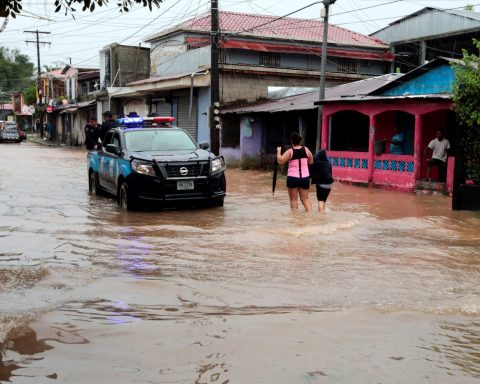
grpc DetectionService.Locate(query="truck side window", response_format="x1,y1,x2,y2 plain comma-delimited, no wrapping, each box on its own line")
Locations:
103,132,114,147
112,134,121,150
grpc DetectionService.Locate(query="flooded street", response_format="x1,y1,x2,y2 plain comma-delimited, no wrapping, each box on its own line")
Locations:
1,142,480,383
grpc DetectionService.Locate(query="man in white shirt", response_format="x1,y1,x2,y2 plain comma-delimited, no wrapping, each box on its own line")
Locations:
425,130,450,181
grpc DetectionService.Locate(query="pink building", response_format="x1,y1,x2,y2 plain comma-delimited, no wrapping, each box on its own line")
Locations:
320,58,457,193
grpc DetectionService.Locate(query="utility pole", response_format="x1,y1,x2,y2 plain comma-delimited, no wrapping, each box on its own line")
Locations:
210,0,221,155
25,30,51,105
316,0,336,152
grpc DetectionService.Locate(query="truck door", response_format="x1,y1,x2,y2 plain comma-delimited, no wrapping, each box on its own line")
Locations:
98,131,115,193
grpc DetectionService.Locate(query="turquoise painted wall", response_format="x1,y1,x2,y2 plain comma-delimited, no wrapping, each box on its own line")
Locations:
381,64,454,96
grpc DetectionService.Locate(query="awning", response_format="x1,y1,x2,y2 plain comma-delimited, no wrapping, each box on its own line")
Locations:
60,107,78,114
219,40,394,61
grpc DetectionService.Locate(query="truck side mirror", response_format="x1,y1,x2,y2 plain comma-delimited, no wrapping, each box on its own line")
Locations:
199,141,209,150
106,143,119,155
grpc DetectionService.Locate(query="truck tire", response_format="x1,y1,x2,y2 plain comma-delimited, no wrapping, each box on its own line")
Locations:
118,182,138,210
89,171,100,195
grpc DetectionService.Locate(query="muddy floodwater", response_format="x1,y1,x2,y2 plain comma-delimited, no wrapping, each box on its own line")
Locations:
1,142,480,383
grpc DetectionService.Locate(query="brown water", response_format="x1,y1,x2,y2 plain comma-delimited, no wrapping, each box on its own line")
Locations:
1,142,479,383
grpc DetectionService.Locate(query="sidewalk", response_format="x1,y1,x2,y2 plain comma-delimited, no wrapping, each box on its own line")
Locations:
28,134,85,151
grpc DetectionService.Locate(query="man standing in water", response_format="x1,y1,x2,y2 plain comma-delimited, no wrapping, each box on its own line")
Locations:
425,130,450,181
276,132,314,212
84,117,100,150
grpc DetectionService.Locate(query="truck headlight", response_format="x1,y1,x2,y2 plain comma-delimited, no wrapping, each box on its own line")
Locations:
211,156,226,175
131,160,156,176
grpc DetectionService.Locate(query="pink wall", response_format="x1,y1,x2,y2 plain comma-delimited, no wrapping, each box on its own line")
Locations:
446,156,455,194
323,100,453,192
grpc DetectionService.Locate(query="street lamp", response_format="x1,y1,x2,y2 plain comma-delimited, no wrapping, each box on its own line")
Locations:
316,0,336,152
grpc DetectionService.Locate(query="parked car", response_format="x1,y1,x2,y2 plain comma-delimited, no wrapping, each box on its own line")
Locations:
0,121,21,143
87,116,226,210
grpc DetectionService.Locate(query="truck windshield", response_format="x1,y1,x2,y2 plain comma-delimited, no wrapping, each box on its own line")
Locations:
124,129,197,152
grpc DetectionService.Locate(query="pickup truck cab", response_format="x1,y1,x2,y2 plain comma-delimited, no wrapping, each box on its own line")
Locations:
87,116,226,210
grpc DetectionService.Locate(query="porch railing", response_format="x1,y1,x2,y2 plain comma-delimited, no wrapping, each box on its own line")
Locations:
327,151,369,170
373,154,414,173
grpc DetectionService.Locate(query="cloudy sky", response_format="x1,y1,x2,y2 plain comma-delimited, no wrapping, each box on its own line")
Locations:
0,0,477,69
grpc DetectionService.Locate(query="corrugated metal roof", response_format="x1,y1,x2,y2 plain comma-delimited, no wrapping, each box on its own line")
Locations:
372,7,480,44
145,11,388,48
224,73,403,114
320,94,451,103
127,70,209,86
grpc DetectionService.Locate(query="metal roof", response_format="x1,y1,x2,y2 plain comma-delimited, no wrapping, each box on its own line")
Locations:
145,11,388,49
372,7,480,44
224,73,402,114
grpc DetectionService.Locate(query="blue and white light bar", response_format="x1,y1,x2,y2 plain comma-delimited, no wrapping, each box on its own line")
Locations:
116,117,144,128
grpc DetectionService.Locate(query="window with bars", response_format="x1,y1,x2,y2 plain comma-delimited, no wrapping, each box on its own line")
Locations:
336,58,359,73
259,52,281,67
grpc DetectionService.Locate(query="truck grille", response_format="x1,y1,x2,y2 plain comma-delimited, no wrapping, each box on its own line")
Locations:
165,163,208,177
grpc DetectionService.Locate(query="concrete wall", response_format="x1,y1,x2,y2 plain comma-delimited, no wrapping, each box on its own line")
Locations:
113,46,150,87
153,46,210,76
220,72,324,104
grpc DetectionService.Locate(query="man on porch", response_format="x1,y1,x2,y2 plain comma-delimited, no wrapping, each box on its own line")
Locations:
426,130,450,182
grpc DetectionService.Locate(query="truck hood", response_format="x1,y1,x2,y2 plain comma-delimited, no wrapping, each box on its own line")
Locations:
129,149,214,162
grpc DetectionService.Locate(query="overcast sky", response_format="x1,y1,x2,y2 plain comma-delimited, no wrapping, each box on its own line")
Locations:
0,0,477,69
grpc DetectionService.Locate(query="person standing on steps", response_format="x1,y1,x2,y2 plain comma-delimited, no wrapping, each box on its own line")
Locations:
276,132,314,212
425,130,450,182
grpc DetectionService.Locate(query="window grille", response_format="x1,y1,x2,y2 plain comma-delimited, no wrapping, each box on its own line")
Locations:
259,52,281,67
336,58,358,73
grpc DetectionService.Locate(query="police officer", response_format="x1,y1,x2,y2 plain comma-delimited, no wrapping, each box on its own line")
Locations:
99,110,116,145
84,117,100,150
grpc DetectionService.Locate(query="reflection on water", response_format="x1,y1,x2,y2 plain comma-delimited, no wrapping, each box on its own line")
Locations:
0,143,480,382
422,320,480,379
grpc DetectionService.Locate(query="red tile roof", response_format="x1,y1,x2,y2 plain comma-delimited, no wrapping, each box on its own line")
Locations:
147,11,388,48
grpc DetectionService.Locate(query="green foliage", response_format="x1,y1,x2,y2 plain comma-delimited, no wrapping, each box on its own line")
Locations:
1,1,163,18
452,39,480,180
0,47,34,93
24,84,37,105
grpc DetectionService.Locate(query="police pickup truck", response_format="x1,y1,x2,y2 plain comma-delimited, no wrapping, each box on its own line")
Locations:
87,116,226,210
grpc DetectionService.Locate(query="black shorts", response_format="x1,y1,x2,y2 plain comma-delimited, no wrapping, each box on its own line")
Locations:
429,158,446,168
316,186,331,202
287,176,310,189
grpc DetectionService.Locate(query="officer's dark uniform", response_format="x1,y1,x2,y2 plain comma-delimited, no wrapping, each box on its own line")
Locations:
84,123,100,150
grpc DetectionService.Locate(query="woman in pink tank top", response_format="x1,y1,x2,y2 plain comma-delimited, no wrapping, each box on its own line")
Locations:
276,132,313,211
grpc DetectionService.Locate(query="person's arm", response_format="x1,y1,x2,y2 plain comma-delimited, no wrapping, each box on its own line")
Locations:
425,141,433,158
276,147,292,165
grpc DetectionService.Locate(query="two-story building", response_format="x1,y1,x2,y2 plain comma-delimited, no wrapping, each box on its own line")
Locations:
108,10,392,155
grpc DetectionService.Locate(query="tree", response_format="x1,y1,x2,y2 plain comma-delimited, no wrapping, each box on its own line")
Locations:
1,0,163,18
0,47,35,92
452,39,480,181
24,84,37,105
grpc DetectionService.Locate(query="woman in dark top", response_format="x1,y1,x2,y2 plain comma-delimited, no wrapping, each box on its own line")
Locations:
310,149,334,212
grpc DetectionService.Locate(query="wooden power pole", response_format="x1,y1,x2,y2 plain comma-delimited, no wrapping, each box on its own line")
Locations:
25,30,51,105
210,0,221,155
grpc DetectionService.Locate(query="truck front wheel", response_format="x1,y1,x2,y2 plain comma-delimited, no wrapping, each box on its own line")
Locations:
118,182,138,210
89,172,100,195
